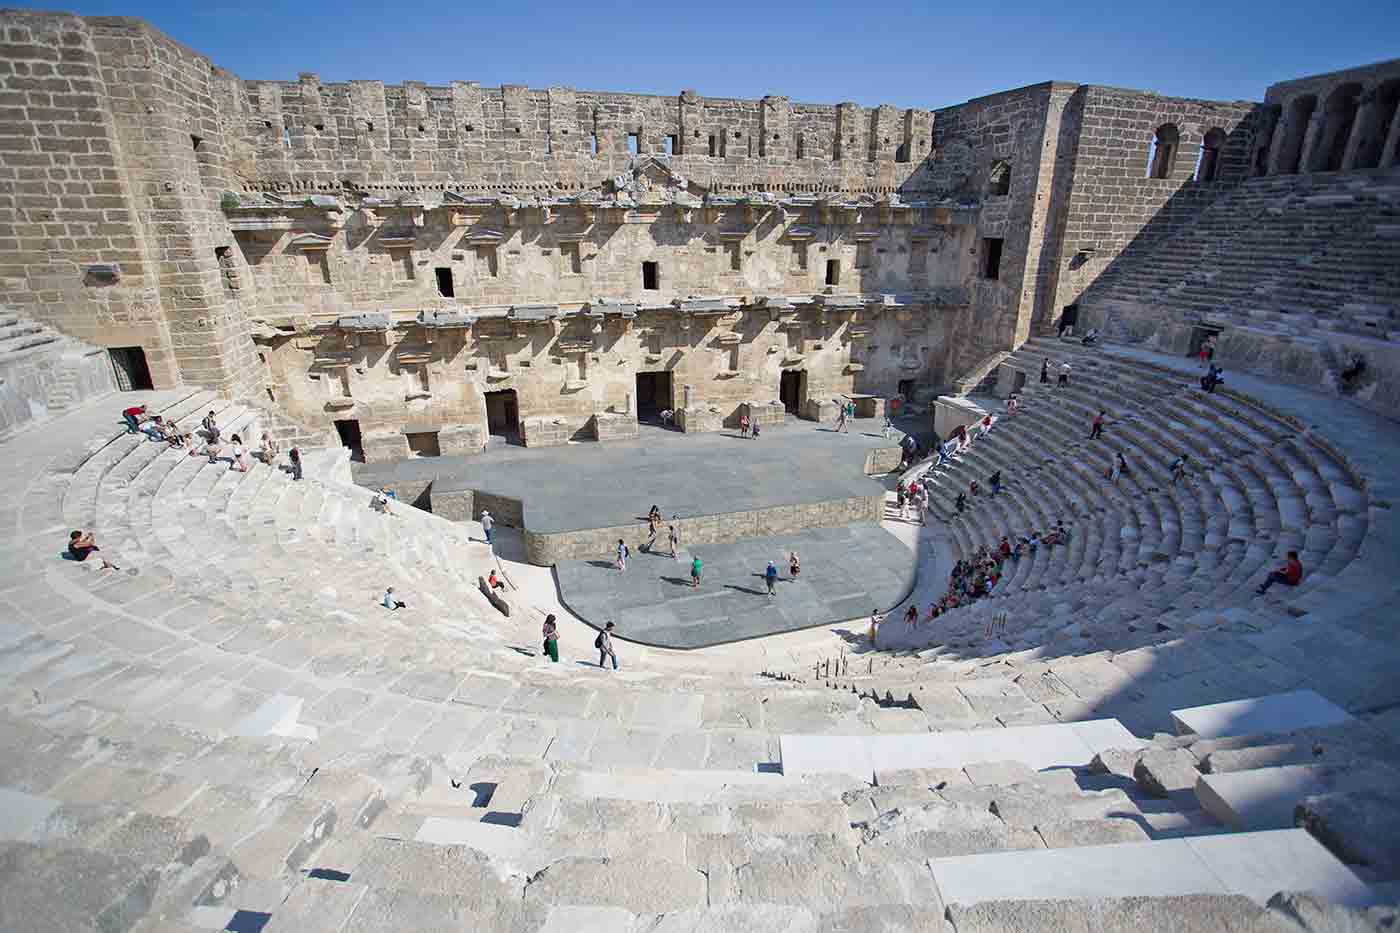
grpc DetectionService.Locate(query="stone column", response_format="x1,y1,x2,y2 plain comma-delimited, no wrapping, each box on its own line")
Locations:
1296,111,1327,174
1265,105,1294,175
1380,98,1400,169
1341,89,1378,171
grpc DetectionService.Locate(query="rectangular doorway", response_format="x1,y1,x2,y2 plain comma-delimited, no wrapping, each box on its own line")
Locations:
334,418,363,461
635,371,673,423
484,389,520,439
897,378,914,401
780,369,806,415
406,431,441,458
108,346,153,391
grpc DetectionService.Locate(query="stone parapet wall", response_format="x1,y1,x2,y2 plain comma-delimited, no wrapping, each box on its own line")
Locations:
0,318,117,439
523,494,884,565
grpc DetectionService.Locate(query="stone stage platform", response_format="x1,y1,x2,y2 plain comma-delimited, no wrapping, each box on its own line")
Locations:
553,523,916,649
354,419,907,565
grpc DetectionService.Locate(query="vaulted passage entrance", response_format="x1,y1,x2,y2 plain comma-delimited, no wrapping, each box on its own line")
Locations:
780,369,807,415
108,347,153,391
485,389,520,440
635,371,673,423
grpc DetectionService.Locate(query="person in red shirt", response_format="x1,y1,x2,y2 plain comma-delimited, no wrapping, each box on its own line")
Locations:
1089,409,1106,440
1257,550,1303,595
122,404,147,433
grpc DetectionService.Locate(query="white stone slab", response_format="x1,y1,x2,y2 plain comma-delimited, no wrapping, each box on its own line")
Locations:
780,720,1140,782
1184,829,1373,907
1171,690,1351,739
561,768,785,804
0,787,60,842
931,828,1370,908
777,734,874,781
1195,765,1331,831
931,837,1225,907
414,817,528,858
537,906,638,933
232,693,319,741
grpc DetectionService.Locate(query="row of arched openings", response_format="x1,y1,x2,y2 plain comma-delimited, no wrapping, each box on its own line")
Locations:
1260,79,1400,175
1145,124,1227,181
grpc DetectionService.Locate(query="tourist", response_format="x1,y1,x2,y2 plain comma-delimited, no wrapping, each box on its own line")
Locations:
750,421,760,440
67,529,117,570
690,554,702,587
166,423,190,448
542,614,559,662
487,569,506,591
1081,328,1099,347
122,404,147,433
916,485,928,526
141,415,167,441
615,538,629,571
955,491,966,514
1169,453,1190,485
978,414,995,438
969,479,979,498
596,621,619,670
382,586,405,611
1089,409,1106,440
955,423,969,452
1201,365,1224,393
1040,358,1050,384
896,481,907,519
259,432,279,464
659,408,675,426
1006,395,1019,418
904,604,918,630
648,504,662,526
1110,451,1127,485
1057,361,1071,387
481,510,494,547
868,611,882,646
882,414,894,439
668,525,679,559
739,413,750,437
288,446,303,481
789,551,801,577
836,405,848,434
202,411,219,443
644,521,658,553
371,488,391,514
765,560,778,596
1257,550,1303,595
230,434,250,472
1199,335,1215,368
990,470,1002,496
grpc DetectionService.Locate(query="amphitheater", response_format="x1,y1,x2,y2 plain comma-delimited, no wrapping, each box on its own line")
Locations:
3,9,1400,931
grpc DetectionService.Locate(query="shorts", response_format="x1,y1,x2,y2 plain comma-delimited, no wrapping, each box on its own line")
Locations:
68,545,97,562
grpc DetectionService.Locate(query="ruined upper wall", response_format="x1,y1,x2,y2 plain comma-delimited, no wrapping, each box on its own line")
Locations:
1264,58,1400,105
227,76,937,197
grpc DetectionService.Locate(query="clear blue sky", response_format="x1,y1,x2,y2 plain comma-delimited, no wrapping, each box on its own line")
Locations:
34,0,1400,107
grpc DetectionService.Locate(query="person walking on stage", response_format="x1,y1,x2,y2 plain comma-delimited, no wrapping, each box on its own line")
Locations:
765,560,779,596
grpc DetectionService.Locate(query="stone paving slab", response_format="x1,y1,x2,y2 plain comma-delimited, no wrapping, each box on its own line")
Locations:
354,420,901,534
1171,689,1353,739
554,524,914,648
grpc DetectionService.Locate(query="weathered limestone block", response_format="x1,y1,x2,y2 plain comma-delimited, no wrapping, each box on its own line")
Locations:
592,412,639,442
803,397,839,422
1035,818,1150,848
944,894,1284,933
1089,747,1145,780
520,416,572,448
438,424,485,456
676,405,723,433
1133,748,1200,798
431,489,472,521
741,399,785,428
1295,788,1400,877
362,431,410,463
1201,744,1317,774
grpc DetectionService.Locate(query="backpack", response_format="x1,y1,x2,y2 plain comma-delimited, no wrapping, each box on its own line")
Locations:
594,632,604,649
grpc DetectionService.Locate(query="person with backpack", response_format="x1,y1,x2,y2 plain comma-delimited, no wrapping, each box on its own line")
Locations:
765,560,779,596
690,554,702,587
595,622,618,670
615,538,629,571
289,446,302,481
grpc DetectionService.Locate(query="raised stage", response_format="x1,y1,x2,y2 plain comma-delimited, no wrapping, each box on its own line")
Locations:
354,417,923,648
354,419,908,564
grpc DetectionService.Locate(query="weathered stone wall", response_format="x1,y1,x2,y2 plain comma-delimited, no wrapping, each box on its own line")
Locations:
524,494,884,564
229,78,936,196
0,311,117,437
1044,87,1258,328
0,12,179,385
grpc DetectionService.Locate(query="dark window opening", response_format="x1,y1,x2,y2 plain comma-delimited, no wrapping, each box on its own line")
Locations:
642,261,659,290
366,121,374,132
406,431,441,458
484,390,520,440
1196,128,1226,182
665,134,677,155
190,134,203,151
562,242,582,274
592,132,599,155
108,346,153,391
635,371,674,423
981,237,1004,280
796,134,805,159
825,259,840,286
477,246,498,278
988,160,1011,196
1147,124,1180,179
627,132,639,155
895,142,910,163
779,369,806,415
417,123,426,133
1277,95,1317,175
726,241,742,272
283,127,291,148
314,123,324,132
435,267,454,298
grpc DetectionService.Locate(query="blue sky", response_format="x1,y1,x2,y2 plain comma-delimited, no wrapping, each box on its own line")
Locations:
36,0,1400,107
